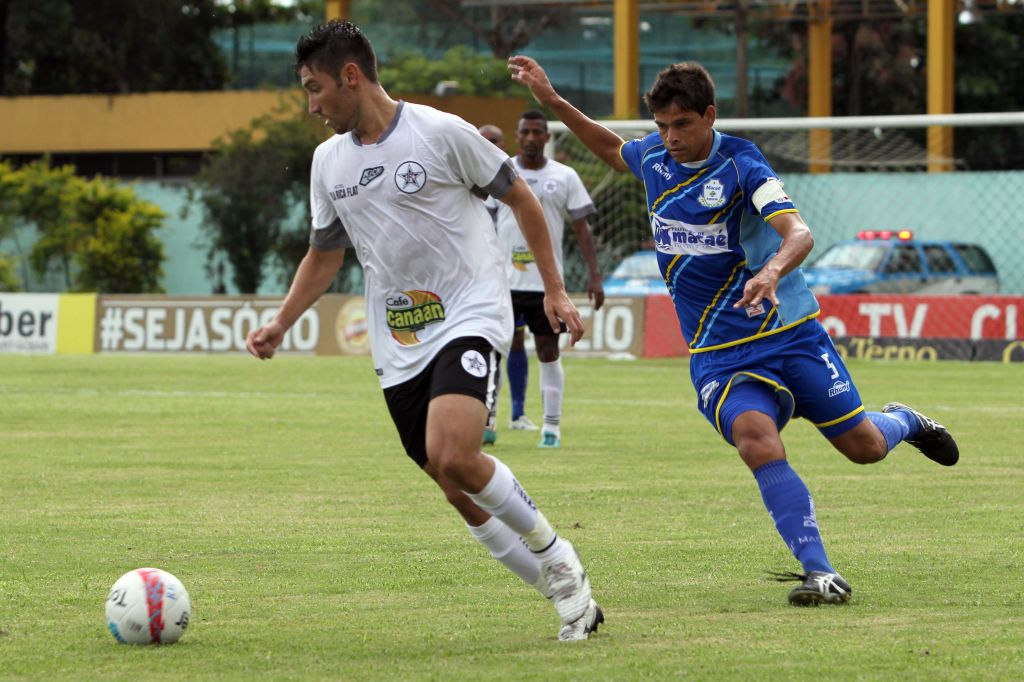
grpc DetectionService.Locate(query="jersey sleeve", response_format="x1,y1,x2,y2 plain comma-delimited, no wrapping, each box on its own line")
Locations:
565,168,596,220
442,116,517,199
618,137,647,181
309,144,352,250
738,146,797,221
619,131,665,182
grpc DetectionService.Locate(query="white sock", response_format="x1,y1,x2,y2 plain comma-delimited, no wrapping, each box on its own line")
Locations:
467,517,543,591
539,359,564,435
466,455,556,551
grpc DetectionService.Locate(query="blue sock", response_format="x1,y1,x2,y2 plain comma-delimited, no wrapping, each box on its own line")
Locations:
753,460,835,574
508,348,528,421
868,411,916,452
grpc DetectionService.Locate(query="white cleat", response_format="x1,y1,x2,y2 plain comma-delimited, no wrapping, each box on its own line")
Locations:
509,415,540,431
558,599,604,641
539,540,601,640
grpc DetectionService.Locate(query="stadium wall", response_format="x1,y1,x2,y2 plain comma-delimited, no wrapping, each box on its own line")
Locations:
0,91,530,154
3,292,1023,363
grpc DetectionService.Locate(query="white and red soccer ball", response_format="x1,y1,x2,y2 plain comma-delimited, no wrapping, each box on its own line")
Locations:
105,568,191,644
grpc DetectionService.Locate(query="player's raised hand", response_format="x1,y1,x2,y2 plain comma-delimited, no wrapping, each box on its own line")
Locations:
508,56,558,107
246,321,285,360
545,291,585,346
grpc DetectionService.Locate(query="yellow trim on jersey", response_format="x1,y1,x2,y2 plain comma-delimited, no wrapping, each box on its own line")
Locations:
666,253,692,286
650,167,711,214
764,207,799,222
709,190,743,225
813,405,866,428
756,306,777,334
713,371,796,437
689,311,821,354
692,259,747,345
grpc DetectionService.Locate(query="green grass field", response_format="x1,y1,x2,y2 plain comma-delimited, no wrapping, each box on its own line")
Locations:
1,354,1021,680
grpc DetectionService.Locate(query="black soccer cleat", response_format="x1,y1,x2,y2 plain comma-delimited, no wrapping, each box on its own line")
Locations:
882,402,959,466
772,571,852,606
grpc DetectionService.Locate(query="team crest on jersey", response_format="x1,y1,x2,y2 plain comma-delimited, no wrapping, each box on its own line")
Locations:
386,290,446,345
511,247,535,272
698,178,726,208
359,166,384,186
395,161,426,193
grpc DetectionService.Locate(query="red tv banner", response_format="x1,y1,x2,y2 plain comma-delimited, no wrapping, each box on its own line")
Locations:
640,294,1024,362
816,295,1023,340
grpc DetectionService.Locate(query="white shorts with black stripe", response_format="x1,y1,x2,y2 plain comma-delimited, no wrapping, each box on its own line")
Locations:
382,336,501,467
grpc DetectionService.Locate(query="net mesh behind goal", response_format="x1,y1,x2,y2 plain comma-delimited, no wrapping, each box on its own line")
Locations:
551,114,1024,299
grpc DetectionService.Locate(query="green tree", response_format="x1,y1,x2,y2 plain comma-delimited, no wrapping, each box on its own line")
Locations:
379,45,528,96
3,159,166,292
0,159,26,289
1,0,319,95
189,96,326,293
355,0,572,59
57,178,167,293
0,254,17,291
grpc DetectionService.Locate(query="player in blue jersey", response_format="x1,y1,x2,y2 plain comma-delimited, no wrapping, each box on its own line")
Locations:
510,56,959,605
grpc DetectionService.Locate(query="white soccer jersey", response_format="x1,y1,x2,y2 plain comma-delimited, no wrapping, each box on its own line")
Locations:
309,101,516,388
492,157,595,292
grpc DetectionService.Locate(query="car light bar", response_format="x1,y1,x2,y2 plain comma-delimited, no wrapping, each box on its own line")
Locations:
856,229,914,241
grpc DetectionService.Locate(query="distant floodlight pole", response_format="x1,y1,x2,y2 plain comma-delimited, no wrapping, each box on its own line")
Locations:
927,0,955,172
807,0,833,174
326,0,351,21
613,0,639,119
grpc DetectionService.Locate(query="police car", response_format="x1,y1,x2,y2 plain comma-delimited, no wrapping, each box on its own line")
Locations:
802,231,999,295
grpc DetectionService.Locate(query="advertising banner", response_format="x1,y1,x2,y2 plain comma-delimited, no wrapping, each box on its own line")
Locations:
817,294,1024,340
92,294,641,358
560,295,646,357
94,295,370,355
641,295,688,358
0,293,59,354
635,294,1024,362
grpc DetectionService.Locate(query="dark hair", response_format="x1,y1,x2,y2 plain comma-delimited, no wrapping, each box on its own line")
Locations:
294,20,378,84
643,62,715,116
519,109,548,132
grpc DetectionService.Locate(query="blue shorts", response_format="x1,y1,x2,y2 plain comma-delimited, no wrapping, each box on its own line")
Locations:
689,321,866,445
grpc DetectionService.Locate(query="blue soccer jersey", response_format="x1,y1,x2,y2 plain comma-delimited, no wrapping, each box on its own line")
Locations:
619,130,820,353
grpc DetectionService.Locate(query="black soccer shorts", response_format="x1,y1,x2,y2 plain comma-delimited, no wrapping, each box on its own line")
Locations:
511,291,567,336
382,336,501,467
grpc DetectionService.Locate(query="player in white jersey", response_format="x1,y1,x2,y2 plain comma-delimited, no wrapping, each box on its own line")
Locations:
245,21,602,641
489,111,604,448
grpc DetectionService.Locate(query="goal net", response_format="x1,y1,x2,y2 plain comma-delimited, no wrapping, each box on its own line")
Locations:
550,112,1024,360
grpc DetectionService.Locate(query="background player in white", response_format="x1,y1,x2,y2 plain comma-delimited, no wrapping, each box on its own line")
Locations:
476,122,529,447
246,21,603,640
490,110,605,448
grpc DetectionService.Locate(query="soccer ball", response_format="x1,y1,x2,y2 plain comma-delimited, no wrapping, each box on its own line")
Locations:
105,568,191,644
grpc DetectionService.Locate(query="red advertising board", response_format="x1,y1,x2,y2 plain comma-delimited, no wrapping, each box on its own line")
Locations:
817,295,1023,340
642,295,689,358
639,294,1024,361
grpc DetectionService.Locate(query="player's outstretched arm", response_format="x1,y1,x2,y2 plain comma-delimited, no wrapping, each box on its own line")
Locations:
247,247,345,359
501,178,585,345
733,212,813,310
508,55,628,173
